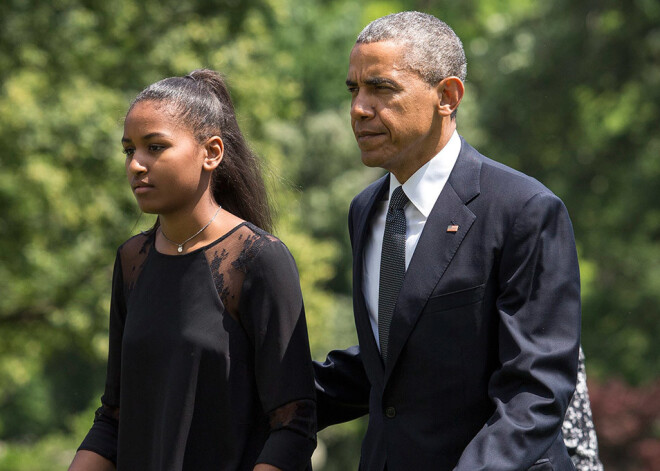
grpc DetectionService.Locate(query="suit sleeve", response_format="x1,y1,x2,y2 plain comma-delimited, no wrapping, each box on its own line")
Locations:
314,346,371,429
239,241,317,470
314,198,371,430
455,192,581,471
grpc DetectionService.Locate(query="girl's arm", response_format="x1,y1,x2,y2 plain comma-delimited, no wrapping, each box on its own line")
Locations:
254,464,282,471
240,240,317,470
68,450,115,471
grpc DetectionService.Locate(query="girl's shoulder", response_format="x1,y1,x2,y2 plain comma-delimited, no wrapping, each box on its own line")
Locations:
116,231,156,288
118,230,155,259
206,222,286,273
202,222,294,319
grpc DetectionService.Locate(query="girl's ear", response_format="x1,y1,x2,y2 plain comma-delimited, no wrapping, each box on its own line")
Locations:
203,136,224,171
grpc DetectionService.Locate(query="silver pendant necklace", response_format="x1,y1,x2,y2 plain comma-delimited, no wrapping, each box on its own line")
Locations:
160,206,222,253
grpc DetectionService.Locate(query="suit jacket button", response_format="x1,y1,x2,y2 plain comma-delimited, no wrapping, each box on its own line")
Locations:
385,406,396,418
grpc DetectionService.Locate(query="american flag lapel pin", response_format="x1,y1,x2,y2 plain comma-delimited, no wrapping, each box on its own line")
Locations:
446,222,459,233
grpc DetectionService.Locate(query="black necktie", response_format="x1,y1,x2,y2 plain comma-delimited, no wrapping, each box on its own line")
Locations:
378,186,409,362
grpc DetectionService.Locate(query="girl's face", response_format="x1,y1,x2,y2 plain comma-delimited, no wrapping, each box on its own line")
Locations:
122,100,215,215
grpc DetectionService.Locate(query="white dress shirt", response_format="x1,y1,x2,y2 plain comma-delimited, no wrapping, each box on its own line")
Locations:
362,130,462,350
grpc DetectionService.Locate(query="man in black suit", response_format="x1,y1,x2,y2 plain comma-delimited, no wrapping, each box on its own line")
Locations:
315,11,581,471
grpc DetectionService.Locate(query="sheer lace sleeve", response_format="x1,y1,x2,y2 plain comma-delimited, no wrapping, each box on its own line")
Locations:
77,233,153,464
210,224,316,469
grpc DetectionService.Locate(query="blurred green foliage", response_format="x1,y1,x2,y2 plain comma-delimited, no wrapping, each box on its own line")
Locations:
0,0,658,469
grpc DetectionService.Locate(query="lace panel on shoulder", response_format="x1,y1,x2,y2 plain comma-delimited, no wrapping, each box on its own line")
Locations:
203,223,277,321
119,231,154,298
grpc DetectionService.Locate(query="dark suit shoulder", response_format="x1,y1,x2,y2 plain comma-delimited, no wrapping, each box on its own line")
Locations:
457,140,569,232
480,155,551,196
457,138,548,194
462,145,560,213
479,156,570,226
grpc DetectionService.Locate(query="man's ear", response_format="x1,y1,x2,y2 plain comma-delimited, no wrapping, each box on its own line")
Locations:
203,136,224,171
436,77,465,117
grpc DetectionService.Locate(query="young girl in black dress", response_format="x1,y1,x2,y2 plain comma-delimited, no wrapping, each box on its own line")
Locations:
69,69,316,471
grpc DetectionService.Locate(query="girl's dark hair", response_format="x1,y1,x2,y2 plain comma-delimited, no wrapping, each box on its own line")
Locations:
129,69,273,233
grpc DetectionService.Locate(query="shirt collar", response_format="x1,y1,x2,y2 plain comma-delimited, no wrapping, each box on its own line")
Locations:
388,130,461,217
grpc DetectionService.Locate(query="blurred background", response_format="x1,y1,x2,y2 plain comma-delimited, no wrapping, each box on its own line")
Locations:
0,0,658,469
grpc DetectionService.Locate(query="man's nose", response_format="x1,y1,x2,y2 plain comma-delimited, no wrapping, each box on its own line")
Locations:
350,91,375,121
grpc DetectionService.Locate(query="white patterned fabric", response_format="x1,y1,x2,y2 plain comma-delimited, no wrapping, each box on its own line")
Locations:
562,347,604,471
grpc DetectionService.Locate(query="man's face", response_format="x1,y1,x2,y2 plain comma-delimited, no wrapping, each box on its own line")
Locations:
347,40,443,182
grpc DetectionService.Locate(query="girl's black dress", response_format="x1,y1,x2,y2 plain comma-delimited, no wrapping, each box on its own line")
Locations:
78,222,316,470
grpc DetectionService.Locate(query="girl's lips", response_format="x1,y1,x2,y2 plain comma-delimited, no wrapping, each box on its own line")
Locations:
133,185,154,194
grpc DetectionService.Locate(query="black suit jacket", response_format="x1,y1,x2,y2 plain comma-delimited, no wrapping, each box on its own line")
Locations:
315,138,580,471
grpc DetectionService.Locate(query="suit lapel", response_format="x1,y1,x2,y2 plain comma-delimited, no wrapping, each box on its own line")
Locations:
352,175,390,379
384,139,482,377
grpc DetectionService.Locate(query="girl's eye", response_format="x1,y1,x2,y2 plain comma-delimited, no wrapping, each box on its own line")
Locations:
148,144,166,152
123,147,135,156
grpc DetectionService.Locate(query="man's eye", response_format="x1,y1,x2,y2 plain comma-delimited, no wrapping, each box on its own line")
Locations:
347,87,358,94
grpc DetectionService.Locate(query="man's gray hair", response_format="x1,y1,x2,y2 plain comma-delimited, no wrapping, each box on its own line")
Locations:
356,11,467,84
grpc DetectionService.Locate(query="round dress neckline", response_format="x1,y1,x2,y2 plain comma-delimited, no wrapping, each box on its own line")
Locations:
151,221,249,258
